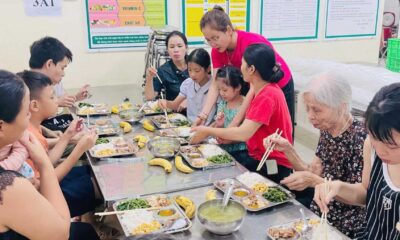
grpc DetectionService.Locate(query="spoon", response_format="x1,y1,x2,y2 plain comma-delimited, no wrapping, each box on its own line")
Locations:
299,208,312,238
222,179,234,210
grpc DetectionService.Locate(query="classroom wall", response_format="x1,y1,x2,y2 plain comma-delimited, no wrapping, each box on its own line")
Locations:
0,0,384,89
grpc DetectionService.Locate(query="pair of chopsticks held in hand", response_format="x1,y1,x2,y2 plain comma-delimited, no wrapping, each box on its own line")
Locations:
256,128,283,171
151,66,171,127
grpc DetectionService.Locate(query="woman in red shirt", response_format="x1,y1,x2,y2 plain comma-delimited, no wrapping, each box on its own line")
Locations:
191,43,293,183
194,6,294,133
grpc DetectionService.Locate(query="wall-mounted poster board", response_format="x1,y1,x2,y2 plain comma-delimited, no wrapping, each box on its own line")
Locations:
182,0,251,45
85,0,168,51
260,0,320,41
325,0,379,39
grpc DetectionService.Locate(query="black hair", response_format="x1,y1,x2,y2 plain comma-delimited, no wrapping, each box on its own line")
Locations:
0,70,26,123
200,5,234,32
17,70,52,100
216,65,249,95
166,31,188,46
29,36,73,69
243,43,283,83
365,82,400,145
187,48,211,71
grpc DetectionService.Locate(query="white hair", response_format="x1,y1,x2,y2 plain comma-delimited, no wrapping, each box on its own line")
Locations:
303,71,352,113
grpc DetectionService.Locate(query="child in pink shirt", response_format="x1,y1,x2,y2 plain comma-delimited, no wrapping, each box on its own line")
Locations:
0,131,34,178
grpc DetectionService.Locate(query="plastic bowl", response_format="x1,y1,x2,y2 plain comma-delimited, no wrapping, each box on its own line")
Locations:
119,109,144,123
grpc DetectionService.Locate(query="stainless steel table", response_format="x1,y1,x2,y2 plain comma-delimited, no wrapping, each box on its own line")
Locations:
85,117,247,202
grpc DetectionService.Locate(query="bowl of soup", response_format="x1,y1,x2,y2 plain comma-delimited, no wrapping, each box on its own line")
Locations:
197,199,246,235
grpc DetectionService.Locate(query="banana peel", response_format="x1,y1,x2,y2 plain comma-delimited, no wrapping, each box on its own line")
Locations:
142,119,155,132
174,195,196,219
175,156,193,174
119,121,132,133
148,158,172,173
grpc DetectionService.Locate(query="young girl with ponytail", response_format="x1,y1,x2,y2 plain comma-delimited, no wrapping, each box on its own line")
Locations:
191,44,293,183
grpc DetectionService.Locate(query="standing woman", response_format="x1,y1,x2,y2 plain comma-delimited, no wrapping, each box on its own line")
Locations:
144,31,189,104
191,44,293,183
194,6,294,129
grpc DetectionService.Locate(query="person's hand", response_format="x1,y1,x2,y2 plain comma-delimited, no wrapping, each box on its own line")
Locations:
177,100,187,112
280,171,316,191
263,133,292,153
146,67,157,81
314,180,340,213
189,126,210,144
57,94,76,107
158,99,168,109
192,117,206,127
64,118,84,138
69,131,85,145
20,132,51,168
29,177,41,190
215,112,225,127
75,84,90,101
216,137,233,144
76,130,97,152
310,158,323,176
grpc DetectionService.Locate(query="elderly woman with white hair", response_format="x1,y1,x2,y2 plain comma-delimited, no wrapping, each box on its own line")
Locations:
264,72,366,238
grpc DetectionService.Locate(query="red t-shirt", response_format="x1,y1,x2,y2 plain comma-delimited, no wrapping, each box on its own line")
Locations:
245,83,293,168
211,30,292,88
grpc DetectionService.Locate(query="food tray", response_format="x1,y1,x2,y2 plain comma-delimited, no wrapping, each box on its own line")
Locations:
179,144,235,170
92,118,119,136
112,194,192,237
89,137,138,158
141,101,173,116
76,103,110,116
214,173,294,212
266,218,347,240
151,113,191,129
157,127,191,145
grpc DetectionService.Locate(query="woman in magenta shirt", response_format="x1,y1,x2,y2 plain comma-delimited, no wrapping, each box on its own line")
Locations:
194,6,294,131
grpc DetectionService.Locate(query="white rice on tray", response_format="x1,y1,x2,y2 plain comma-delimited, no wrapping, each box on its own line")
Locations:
236,172,276,188
119,209,155,232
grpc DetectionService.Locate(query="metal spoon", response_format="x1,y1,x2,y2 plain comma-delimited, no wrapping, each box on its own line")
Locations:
222,179,234,210
299,208,312,238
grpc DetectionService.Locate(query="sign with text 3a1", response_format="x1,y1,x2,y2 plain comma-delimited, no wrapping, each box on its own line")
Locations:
25,0,62,16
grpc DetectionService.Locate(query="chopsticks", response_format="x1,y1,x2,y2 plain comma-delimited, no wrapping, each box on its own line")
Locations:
256,129,283,171
153,69,170,127
94,207,161,216
321,177,330,240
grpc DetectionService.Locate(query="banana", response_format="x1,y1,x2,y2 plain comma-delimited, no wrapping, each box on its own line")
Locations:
121,102,132,110
174,195,196,219
148,158,172,173
175,156,193,174
133,135,148,149
205,189,217,201
142,120,155,132
119,121,132,133
111,105,119,114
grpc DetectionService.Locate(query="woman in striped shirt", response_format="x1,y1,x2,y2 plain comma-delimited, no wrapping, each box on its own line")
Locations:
314,82,400,240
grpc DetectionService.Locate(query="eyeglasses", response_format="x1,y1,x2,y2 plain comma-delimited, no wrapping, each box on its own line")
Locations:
204,36,220,45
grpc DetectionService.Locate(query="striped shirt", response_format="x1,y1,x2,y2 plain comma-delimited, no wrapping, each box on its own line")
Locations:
356,153,400,239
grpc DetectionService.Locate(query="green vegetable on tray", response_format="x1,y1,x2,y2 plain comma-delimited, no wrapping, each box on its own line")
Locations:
116,198,151,211
207,154,233,164
171,119,190,127
95,138,110,145
262,187,289,202
78,102,94,108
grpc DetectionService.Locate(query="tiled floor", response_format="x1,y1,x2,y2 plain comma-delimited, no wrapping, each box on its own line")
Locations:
68,84,318,163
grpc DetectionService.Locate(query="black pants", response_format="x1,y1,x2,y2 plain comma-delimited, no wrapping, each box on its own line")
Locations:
233,149,314,208
281,77,295,136
70,222,100,240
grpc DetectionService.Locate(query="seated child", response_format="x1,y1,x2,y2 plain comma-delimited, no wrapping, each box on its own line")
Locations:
158,48,216,125
18,70,99,218
213,66,248,157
